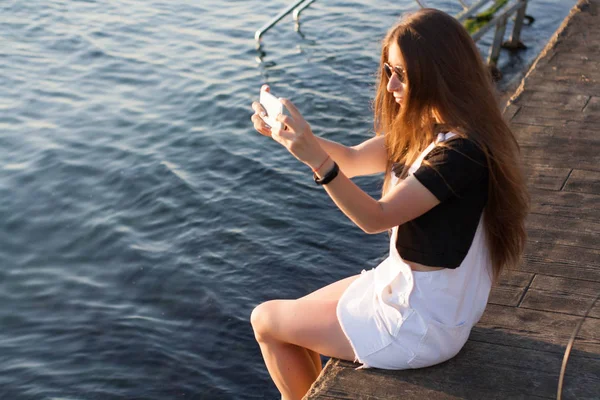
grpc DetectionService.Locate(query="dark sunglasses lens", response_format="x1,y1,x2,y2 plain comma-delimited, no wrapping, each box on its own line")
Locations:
384,64,405,83
383,64,392,79
396,68,405,83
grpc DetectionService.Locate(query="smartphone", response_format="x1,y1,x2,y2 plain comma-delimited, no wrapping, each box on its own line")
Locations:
259,89,283,130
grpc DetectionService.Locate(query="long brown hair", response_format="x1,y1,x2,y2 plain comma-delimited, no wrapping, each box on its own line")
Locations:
374,9,529,282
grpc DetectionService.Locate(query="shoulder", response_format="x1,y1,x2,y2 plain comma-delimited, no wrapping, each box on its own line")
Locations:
413,135,489,201
425,137,487,167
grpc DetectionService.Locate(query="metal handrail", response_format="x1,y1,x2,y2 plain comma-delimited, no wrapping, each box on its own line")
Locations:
458,0,529,66
457,0,471,11
456,0,496,22
254,0,531,69
293,0,316,21
471,1,523,41
254,0,315,42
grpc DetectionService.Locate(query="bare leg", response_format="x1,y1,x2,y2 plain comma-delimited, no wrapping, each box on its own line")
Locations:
255,335,319,399
251,274,360,400
298,275,359,375
299,275,360,302
307,349,322,375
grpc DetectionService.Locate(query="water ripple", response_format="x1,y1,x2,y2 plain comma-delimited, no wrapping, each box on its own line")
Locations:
0,0,578,398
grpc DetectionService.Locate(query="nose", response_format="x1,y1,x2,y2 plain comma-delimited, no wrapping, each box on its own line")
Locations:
387,74,404,94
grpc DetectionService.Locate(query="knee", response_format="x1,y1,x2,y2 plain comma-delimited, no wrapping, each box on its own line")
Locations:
250,301,277,343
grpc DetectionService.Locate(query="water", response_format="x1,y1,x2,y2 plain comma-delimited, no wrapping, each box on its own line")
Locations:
0,0,576,398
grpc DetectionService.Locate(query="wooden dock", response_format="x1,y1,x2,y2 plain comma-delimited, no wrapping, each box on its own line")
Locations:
306,0,600,398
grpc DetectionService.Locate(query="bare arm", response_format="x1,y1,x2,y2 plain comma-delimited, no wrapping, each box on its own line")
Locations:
297,135,388,179
315,158,440,234
251,86,386,178
263,98,439,234
313,136,358,178
349,135,387,177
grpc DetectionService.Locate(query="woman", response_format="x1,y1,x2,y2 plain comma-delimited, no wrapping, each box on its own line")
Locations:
249,8,528,400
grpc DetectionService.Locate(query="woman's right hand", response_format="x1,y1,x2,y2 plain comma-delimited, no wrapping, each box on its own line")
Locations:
250,84,272,138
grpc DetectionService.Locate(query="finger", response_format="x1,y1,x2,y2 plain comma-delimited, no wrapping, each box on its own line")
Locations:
261,84,270,93
270,128,287,146
251,114,272,135
279,98,302,120
251,113,266,125
253,115,272,133
272,127,295,142
252,101,266,116
276,114,295,131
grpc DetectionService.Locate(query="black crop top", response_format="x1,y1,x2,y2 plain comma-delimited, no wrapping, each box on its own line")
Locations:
395,138,489,269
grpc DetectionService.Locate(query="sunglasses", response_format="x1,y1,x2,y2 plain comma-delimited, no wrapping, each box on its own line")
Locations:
383,63,406,84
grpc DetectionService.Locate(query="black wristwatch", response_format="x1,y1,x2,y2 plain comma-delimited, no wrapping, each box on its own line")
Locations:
313,162,339,185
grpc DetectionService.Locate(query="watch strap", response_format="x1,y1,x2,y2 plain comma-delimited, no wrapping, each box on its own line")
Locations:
313,162,339,185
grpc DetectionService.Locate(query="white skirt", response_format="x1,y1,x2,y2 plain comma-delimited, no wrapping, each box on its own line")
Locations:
336,215,493,370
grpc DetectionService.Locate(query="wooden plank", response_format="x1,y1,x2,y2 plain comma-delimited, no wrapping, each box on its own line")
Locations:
519,141,600,170
530,274,600,296
489,286,525,307
553,51,600,65
531,69,600,85
518,242,600,282
517,133,599,149
526,213,600,249
563,169,600,194
553,38,600,54
579,316,600,344
509,121,600,149
509,122,598,143
513,106,589,124
563,120,600,140
512,91,590,111
525,165,571,191
489,271,534,307
518,77,600,97
498,270,535,287
520,148,600,171
306,341,600,399
512,112,570,127
507,122,600,169
520,275,600,318
511,123,553,138
523,158,598,173
583,96,600,113
529,188,600,222
521,289,600,318
518,262,600,286
550,125,599,141
473,304,600,355
503,103,520,121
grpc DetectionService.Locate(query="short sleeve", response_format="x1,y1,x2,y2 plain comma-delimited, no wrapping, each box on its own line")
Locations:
412,138,488,202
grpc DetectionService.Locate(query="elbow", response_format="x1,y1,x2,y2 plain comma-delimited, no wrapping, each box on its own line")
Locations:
359,224,373,234
359,204,389,234
361,225,387,235
359,221,386,235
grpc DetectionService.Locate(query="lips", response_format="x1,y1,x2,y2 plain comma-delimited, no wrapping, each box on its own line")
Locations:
394,97,403,104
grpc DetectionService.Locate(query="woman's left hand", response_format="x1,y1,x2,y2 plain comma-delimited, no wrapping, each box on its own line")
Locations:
271,98,328,170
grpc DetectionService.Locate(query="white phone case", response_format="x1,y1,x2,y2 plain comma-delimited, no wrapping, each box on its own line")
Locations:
259,90,283,130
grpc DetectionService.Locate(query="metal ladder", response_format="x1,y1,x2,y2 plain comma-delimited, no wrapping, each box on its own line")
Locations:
254,0,531,70
254,0,316,42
